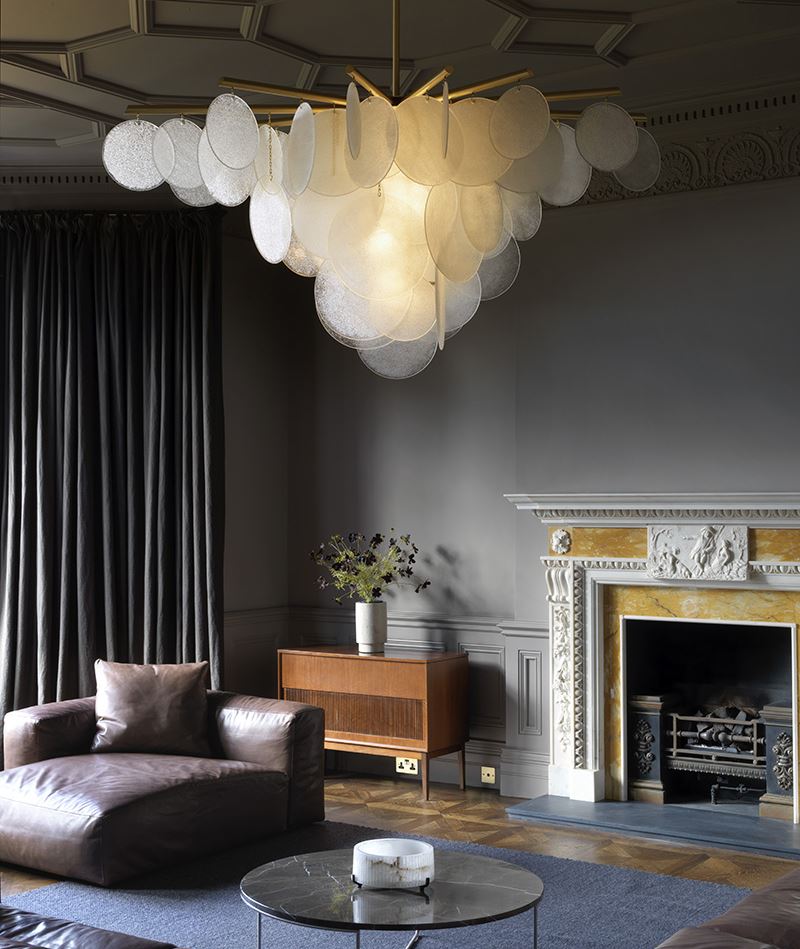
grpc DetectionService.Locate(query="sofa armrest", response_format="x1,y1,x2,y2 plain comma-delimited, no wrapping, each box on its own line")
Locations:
3,697,97,770
207,692,324,828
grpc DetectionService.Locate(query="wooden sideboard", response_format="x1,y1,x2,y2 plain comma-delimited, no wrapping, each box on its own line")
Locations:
278,646,469,800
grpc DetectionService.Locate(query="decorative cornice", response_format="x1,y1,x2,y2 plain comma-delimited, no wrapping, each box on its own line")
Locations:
507,493,800,526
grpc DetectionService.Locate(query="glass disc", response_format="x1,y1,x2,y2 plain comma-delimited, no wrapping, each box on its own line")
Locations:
283,232,322,277
170,181,215,207
359,327,438,379
484,204,513,259
442,82,449,158
315,261,410,345
497,120,563,195
330,192,428,299
478,237,520,300
539,124,591,207
459,183,503,253
286,103,315,197
345,96,399,189
198,129,255,207
102,119,164,191
395,95,463,186
249,182,292,264
206,93,259,170
576,101,638,172
346,82,361,159
254,126,285,193
490,85,550,159
381,171,430,221
439,271,481,334
425,182,482,283
450,98,511,186
388,278,436,342
614,127,661,192
309,109,357,197
152,124,176,181
292,189,356,260
500,187,542,241
155,118,202,189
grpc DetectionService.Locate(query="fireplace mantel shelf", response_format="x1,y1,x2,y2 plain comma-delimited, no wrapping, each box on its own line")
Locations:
504,493,800,526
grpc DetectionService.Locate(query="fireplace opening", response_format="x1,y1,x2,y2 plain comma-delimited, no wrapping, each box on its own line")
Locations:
624,618,794,820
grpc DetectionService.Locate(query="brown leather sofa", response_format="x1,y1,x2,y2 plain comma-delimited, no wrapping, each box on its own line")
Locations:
0,691,324,887
0,905,184,948
657,866,800,948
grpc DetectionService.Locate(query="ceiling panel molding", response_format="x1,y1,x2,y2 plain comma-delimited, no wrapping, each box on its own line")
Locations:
486,2,632,24
0,84,120,126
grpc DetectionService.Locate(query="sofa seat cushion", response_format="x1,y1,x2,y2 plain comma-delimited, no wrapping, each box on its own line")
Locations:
708,867,800,949
657,926,778,948
0,905,179,948
0,754,288,886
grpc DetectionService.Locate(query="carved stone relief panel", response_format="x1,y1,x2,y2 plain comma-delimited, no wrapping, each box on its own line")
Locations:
647,525,748,581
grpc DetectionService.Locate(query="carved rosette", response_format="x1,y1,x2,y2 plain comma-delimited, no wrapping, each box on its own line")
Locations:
773,732,793,791
551,529,572,555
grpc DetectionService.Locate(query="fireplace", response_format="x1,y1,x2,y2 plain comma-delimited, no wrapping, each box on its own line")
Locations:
505,493,800,823
623,617,794,818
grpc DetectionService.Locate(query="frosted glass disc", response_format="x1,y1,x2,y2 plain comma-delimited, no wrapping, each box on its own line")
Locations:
170,181,215,207
309,109,357,196
450,98,511,186
484,204,513,260
345,96,399,188
425,182,482,283
478,237,520,300
459,183,503,253
249,182,292,264
346,82,361,158
381,172,430,220
395,96,463,186
254,126,285,193
576,101,638,172
442,82,449,158
206,93,258,170
439,272,481,334
499,187,542,241
286,103,315,197
315,261,410,345
359,327,437,379
498,120,563,195
292,189,356,259
539,124,591,207
330,192,427,298
198,129,255,207
155,118,202,189
614,127,661,192
283,233,322,277
490,85,550,159
388,278,436,341
152,125,176,181
102,120,163,191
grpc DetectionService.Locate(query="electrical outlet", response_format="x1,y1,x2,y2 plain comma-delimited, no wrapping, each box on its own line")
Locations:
395,757,419,775
481,766,496,785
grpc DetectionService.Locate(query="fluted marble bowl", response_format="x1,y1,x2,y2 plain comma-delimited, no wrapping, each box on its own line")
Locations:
352,838,435,889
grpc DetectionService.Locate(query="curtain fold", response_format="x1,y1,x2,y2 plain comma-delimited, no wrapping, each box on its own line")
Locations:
0,210,224,739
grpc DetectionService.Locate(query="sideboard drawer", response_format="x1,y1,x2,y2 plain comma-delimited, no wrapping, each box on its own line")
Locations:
280,652,425,699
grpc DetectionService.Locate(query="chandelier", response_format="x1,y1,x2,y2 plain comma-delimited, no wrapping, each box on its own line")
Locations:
102,2,661,380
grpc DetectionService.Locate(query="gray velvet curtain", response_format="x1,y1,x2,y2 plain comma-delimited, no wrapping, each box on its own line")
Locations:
0,210,224,737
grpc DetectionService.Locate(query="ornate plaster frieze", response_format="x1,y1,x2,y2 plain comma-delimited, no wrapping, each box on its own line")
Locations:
647,524,748,582
572,565,587,769
751,562,800,576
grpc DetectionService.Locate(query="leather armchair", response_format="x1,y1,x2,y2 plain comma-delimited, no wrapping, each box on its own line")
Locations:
0,692,324,886
0,905,183,948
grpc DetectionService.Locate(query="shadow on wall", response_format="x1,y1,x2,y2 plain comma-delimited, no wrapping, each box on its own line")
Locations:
384,544,495,616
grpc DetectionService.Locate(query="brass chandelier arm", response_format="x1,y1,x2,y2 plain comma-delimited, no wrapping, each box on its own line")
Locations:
443,68,534,101
551,109,647,123
218,76,347,106
392,0,400,98
545,87,621,102
345,66,391,102
124,103,334,117
406,65,454,100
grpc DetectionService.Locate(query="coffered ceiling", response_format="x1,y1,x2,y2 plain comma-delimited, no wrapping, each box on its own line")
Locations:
1,0,799,169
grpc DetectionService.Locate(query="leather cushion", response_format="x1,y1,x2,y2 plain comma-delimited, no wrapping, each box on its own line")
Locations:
0,905,179,948
708,867,800,949
657,926,777,948
0,753,288,886
92,661,209,756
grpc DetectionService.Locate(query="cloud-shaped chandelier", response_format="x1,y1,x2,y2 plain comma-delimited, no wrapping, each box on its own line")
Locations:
103,9,660,380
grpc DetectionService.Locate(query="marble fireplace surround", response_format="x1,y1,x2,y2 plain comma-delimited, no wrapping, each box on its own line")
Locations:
506,494,800,822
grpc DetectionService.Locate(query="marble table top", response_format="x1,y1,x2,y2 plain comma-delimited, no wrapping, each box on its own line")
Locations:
240,848,544,932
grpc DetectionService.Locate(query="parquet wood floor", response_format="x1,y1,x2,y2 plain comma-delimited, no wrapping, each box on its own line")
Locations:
1,774,796,899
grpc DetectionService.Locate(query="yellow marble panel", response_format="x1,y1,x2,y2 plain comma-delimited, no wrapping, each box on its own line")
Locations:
603,585,800,802
548,527,648,558
750,529,800,563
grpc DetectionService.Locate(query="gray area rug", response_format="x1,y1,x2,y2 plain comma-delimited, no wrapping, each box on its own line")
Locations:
7,821,747,948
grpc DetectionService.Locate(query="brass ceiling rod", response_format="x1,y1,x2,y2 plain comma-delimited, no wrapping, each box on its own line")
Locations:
550,109,647,122
218,76,347,106
124,103,334,117
345,66,391,103
406,65,454,99
545,87,621,102
441,68,534,101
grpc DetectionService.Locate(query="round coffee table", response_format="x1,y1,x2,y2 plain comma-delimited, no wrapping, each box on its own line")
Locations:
240,847,544,948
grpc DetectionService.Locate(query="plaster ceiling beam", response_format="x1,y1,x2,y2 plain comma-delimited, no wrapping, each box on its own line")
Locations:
491,14,528,52
595,24,635,67
509,42,601,57
1,54,64,80
68,29,137,53
0,84,120,126
485,2,632,24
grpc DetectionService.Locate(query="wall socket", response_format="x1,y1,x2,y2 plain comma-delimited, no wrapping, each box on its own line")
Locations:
481,766,496,785
395,757,419,775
